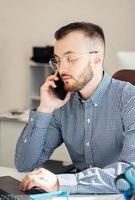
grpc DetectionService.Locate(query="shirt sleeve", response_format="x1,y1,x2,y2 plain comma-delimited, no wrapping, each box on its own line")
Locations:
57,84,135,194
57,161,134,194
15,110,63,172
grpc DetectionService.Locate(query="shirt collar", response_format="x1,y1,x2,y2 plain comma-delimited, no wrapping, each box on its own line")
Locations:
76,72,112,106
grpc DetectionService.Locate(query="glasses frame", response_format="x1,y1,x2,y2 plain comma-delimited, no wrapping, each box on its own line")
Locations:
49,51,98,71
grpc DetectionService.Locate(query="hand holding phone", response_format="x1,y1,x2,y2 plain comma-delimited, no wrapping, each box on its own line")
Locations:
53,73,67,100
37,73,69,113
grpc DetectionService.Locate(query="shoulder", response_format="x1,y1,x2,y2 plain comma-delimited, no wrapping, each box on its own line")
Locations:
111,78,135,104
111,78,135,94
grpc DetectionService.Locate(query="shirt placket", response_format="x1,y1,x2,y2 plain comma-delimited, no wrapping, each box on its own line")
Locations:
84,102,94,168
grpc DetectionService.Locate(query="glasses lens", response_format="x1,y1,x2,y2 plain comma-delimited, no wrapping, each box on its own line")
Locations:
49,58,57,71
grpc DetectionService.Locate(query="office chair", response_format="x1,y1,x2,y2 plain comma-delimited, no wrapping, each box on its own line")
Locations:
112,69,135,85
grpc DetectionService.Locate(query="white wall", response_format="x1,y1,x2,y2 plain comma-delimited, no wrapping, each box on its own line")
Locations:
0,0,135,113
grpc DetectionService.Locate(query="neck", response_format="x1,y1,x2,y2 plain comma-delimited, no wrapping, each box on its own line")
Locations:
79,71,103,100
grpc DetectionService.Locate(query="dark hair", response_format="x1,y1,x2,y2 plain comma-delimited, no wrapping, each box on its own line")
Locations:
55,22,105,46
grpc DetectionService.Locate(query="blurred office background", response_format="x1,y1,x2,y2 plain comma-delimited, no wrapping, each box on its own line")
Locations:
0,0,135,167
0,0,135,113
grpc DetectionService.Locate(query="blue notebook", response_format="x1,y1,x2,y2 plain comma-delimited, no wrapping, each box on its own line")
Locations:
29,191,68,200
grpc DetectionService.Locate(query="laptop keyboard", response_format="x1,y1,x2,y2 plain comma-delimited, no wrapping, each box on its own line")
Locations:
0,188,19,200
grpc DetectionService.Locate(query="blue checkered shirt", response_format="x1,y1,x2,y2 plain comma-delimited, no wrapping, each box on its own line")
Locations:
15,72,135,194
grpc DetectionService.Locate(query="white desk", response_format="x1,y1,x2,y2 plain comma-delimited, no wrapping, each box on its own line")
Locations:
0,166,124,200
0,166,26,181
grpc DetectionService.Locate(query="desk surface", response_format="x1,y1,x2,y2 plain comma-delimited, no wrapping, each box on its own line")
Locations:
0,166,26,181
0,166,124,200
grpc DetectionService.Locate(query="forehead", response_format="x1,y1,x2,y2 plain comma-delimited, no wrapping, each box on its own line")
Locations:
54,31,91,56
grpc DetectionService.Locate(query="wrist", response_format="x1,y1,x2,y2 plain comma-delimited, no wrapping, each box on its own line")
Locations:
54,178,59,191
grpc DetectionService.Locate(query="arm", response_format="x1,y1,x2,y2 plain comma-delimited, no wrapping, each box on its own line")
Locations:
15,74,71,172
58,160,134,194
15,110,63,172
19,161,132,194
57,83,135,194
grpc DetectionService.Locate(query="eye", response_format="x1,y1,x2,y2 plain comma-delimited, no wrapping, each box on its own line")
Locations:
70,56,80,63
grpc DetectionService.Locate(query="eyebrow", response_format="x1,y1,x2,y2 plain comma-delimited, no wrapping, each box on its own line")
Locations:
54,51,77,58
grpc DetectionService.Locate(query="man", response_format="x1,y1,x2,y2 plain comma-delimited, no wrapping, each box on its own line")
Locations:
15,22,135,194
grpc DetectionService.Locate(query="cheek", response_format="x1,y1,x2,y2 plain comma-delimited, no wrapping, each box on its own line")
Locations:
76,61,91,77
71,61,86,76
69,57,91,78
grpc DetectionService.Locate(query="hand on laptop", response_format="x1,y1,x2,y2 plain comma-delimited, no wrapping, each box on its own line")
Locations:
20,168,59,192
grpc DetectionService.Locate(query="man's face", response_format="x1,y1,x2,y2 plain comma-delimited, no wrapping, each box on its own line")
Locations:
54,31,95,91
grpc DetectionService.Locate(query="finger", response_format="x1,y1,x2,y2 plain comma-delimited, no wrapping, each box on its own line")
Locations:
20,178,30,191
20,174,45,191
20,174,35,191
48,81,57,88
41,80,56,91
26,180,36,190
47,75,58,81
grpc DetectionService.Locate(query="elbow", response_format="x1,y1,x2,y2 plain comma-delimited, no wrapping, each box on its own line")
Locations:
15,165,35,172
14,153,42,172
15,163,33,172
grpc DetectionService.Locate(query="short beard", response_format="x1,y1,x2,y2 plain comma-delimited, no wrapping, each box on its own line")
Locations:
64,62,94,91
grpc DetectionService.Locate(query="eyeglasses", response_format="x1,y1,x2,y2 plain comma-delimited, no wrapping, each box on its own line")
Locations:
49,51,98,71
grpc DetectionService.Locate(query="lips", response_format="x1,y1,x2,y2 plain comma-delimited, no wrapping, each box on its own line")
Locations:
62,75,72,81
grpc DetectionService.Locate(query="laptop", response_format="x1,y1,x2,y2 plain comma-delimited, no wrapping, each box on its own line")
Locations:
0,176,44,200
0,160,75,200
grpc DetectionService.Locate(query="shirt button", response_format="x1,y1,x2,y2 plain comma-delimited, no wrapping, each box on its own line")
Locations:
24,139,27,143
86,142,90,146
87,118,90,123
94,103,98,107
30,117,34,121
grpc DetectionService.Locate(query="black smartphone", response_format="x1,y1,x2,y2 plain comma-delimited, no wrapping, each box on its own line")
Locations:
53,73,67,100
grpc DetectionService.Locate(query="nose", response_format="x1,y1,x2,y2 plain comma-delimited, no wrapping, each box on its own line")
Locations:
58,57,70,72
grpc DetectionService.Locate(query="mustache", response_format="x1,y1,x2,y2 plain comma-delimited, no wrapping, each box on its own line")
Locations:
61,74,73,78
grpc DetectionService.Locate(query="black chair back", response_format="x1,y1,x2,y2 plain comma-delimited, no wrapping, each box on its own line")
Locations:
112,69,135,85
